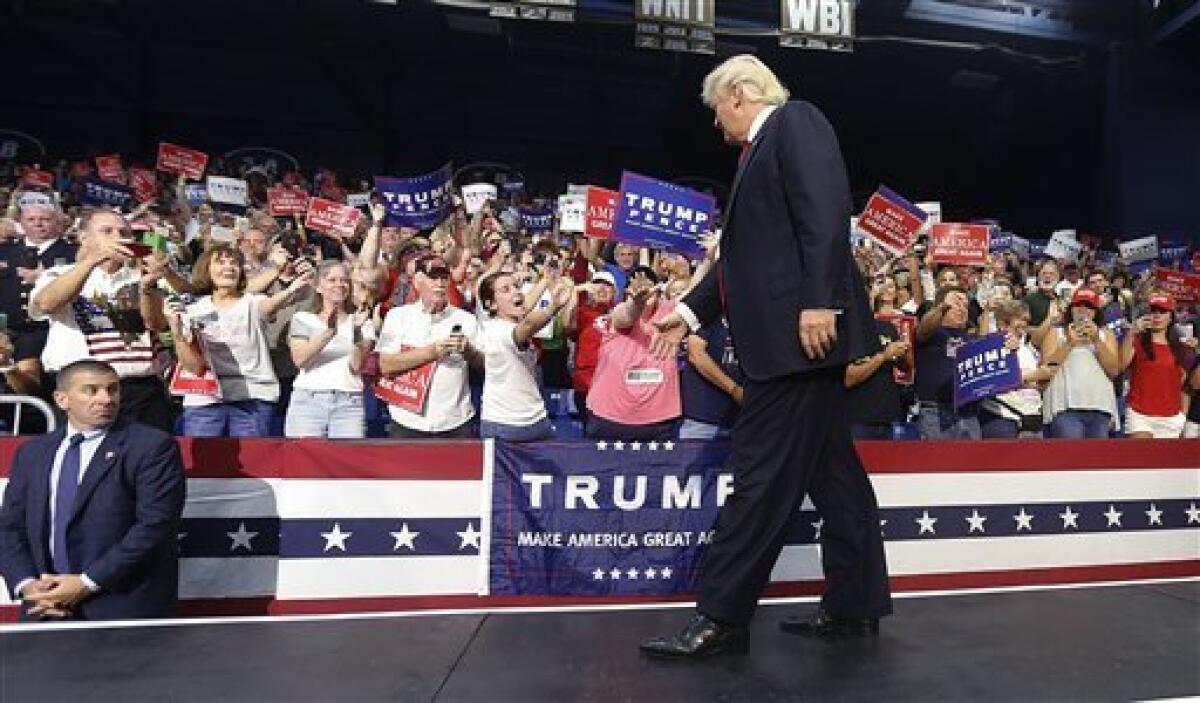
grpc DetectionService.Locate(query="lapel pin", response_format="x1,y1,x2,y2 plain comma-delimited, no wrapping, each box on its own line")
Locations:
105,451,116,460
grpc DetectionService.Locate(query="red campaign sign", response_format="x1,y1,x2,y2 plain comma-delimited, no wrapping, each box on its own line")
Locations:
876,312,917,385
128,168,157,202
857,188,926,254
95,154,124,182
930,223,991,267
372,348,437,415
21,169,54,189
584,186,618,240
168,363,221,398
1153,268,1200,305
156,142,209,180
305,197,362,235
267,187,310,217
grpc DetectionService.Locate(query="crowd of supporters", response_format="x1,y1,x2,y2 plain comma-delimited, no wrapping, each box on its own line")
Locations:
0,154,1197,441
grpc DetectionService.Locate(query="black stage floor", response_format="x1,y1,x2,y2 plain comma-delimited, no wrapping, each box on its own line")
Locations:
3,582,1198,702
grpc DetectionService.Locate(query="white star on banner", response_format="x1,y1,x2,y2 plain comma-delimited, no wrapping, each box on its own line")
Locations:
227,522,258,552
1186,503,1200,525
1145,503,1164,526
610,568,622,580
916,510,938,536
457,522,482,550
811,518,824,541
661,566,674,579
662,441,675,451
1103,505,1123,528
627,568,640,580
1014,508,1034,532
1059,506,1080,530
593,568,605,581
648,442,659,451
321,523,353,552
879,519,888,536
645,567,658,580
177,531,188,542
965,509,988,534
596,441,608,451
390,523,420,551
613,441,625,451
630,442,642,451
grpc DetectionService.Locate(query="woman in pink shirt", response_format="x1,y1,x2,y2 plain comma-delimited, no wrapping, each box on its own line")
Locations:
586,266,681,441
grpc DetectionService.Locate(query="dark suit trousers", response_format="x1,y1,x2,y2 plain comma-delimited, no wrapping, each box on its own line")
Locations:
697,368,892,626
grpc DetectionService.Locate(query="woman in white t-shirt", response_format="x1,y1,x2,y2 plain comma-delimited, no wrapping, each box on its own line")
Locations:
476,271,573,442
166,244,313,437
285,261,376,438
978,300,1055,438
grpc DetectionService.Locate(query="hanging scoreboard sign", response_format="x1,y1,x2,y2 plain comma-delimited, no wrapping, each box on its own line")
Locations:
635,0,716,55
780,0,856,52
488,0,576,22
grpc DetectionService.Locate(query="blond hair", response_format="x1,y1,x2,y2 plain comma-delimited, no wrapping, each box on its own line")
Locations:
701,54,790,108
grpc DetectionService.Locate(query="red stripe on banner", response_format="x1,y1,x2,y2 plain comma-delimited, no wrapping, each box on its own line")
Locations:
178,439,483,480
5,560,1190,623
855,439,1200,473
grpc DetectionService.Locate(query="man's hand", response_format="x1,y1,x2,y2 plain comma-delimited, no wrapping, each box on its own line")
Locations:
627,271,654,305
139,252,170,287
16,262,44,286
799,309,838,361
25,574,93,616
85,237,135,266
651,312,688,360
884,339,911,361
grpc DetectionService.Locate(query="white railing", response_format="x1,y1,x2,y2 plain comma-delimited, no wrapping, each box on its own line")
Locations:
0,395,56,435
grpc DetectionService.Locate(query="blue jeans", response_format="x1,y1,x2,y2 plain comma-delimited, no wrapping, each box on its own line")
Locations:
979,408,1021,439
285,388,365,439
182,400,275,438
918,404,981,440
1047,410,1111,439
480,417,554,442
678,418,730,440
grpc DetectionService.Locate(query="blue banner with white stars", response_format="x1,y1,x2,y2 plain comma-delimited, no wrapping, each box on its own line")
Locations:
489,440,730,596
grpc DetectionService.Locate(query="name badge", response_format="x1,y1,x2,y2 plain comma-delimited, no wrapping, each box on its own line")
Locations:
626,368,664,386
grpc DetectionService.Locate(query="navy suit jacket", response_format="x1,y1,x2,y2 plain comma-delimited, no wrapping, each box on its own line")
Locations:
0,419,186,620
683,100,879,381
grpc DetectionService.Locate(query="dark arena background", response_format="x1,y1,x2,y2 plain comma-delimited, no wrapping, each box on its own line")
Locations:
0,1,1197,701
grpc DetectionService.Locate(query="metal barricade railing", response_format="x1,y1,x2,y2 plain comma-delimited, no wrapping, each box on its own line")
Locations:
0,394,57,435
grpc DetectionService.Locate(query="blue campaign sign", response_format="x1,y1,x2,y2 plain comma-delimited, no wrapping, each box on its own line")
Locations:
520,206,554,234
613,171,714,258
184,183,208,206
990,231,1014,252
489,441,731,596
1159,243,1190,265
80,177,134,209
375,164,454,229
953,333,1022,408
1029,239,1050,259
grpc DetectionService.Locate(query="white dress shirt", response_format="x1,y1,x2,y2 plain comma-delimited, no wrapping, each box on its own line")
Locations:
12,424,105,599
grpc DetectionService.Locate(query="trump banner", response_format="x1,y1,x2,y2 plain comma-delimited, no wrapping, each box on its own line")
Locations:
488,441,728,596
128,168,157,202
857,186,928,255
585,186,618,240
95,154,123,182
305,197,362,236
613,171,714,258
375,165,454,229
157,142,209,180
184,183,208,207
558,192,586,233
990,231,1014,252
20,169,53,189
1153,268,1200,305
1159,242,1191,266
462,183,497,215
876,311,916,385
207,176,249,207
931,223,991,267
17,192,53,210
954,333,1022,408
373,351,437,415
1119,236,1159,264
267,187,309,217
80,176,134,209
1044,229,1082,263
520,206,554,234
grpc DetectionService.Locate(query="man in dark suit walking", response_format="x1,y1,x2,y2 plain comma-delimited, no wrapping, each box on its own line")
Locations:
0,359,186,620
641,55,892,658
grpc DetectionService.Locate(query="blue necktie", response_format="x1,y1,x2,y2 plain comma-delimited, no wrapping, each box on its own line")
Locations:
52,434,85,574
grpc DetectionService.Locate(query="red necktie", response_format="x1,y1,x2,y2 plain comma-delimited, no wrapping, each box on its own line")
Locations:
739,142,749,164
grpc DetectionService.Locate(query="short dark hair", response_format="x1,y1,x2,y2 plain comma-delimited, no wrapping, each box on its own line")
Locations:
57,359,118,391
478,271,508,313
628,265,659,286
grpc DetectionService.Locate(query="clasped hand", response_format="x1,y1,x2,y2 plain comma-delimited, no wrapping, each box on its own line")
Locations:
22,574,92,618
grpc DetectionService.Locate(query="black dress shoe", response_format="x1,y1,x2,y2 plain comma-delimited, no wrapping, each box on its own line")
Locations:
779,608,880,638
639,613,750,659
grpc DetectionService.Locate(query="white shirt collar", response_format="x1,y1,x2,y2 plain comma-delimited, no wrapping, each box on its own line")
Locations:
746,104,778,145
65,421,107,442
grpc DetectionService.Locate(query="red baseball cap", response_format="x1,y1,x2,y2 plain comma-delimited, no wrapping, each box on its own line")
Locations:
1147,294,1175,312
1070,287,1100,308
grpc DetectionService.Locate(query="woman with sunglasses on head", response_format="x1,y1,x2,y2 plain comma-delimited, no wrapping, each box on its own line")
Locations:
1119,293,1197,439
